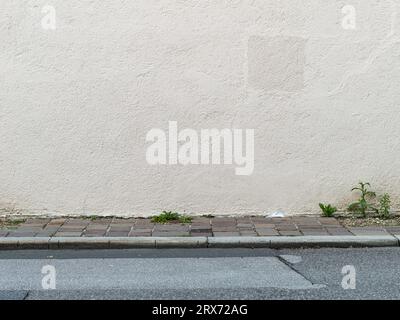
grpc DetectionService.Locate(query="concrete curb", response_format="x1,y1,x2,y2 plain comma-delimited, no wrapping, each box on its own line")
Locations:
0,235,398,250
207,235,399,248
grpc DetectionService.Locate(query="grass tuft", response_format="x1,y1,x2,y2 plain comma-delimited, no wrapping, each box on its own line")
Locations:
151,211,192,224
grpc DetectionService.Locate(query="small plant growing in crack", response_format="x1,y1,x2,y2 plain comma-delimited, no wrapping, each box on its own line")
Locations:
379,193,391,219
151,211,192,224
348,182,377,217
319,203,337,217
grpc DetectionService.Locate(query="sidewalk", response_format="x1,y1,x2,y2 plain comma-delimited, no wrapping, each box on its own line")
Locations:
1,216,400,249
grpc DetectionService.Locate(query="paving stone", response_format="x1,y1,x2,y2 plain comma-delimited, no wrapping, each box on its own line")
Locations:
212,223,237,229
296,224,323,229
84,231,107,237
293,219,321,225
23,219,50,225
191,224,211,229
384,227,400,233
86,224,110,230
47,219,67,226
212,222,237,227
212,218,237,225
15,226,44,232
276,225,298,231
191,218,211,224
268,218,293,223
348,227,390,236
7,232,37,237
237,224,254,230
152,231,190,237
319,223,341,228
107,231,130,237
212,227,238,232
134,225,155,231
18,225,46,230
273,219,295,224
135,219,153,226
58,226,85,232
253,223,276,228
35,230,58,237
236,217,251,223
154,224,189,231
54,232,83,237
212,217,236,222
129,231,152,237
108,226,132,232
294,217,320,222
109,223,133,227
0,230,9,237
191,223,212,228
237,223,253,228
301,230,330,236
40,228,60,235
251,217,269,223
64,219,90,226
133,225,154,231
256,228,279,236
191,227,212,233
190,232,212,237
327,228,353,236
95,219,113,225
292,218,319,223
318,217,341,224
111,218,136,224
240,231,258,236
43,226,61,231
279,230,302,236
131,228,153,233
58,226,86,232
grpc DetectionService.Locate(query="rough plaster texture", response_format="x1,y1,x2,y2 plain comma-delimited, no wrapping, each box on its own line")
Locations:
1,0,400,217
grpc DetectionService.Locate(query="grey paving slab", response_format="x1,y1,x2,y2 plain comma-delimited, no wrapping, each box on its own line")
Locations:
256,228,279,236
7,232,38,237
276,225,299,231
58,226,86,231
106,232,130,237
153,225,190,231
129,231,152,237
190,232,212,237
54,232,83,237
348,227,390,236
0,230,9,237
152,231,190,237
301,230,330,236
327,228,353,236
191,226,212,232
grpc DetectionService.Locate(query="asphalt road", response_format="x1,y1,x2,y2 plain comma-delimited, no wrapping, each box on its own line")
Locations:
0,247,399,300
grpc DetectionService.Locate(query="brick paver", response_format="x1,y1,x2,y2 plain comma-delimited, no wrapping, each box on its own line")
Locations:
1,216,399,238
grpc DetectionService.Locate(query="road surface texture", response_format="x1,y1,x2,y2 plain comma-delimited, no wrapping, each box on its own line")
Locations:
0,248,399,300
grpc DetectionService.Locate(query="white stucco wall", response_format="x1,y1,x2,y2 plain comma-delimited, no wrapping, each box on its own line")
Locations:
1,0,400,217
